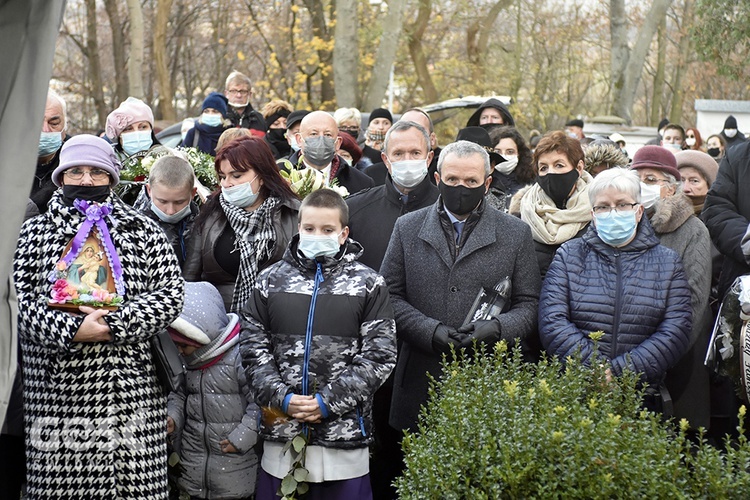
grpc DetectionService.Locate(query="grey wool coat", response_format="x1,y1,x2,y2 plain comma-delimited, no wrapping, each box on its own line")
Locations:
381,200,541,432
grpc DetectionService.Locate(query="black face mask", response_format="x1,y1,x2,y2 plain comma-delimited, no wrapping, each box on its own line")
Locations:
536,169,580,209
707,147,721,158
439,181,485,216
62,185,111,206
268,128,286,142
341,128,359,139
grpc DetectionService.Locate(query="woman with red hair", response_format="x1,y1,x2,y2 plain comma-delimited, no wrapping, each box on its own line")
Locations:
685,127,704,151
184,136,300,312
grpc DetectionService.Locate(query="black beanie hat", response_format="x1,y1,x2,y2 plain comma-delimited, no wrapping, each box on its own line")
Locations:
724,115,738,129
657,117,670,131
265,108,292,130
369,108,393,125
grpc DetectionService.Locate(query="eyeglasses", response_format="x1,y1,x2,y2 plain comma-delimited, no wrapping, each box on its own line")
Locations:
64,168,111,181
641,175,669,186
592,202,639,215
227,89,250,96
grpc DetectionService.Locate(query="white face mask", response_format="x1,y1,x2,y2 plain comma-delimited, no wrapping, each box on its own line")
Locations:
725,128,738,138
229,99,250,108
685,137,696,147
298,232,342,259
640,182,662,210
150,201,191,224
494,155,518,175
389,159,428,188
222,180,258,208
664,142,682,153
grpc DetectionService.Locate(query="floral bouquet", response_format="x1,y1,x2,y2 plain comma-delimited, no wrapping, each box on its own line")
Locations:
279,166,349,199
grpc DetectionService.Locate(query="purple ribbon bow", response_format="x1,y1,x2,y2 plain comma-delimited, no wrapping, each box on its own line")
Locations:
52,199,125,296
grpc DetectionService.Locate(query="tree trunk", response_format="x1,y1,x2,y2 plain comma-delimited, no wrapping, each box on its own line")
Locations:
405,0,438,104
609,0,673,124
650,18,667,126
103,0,129,105
669,0,695,125
362,0,407,111
154,0,175,121
466,0,513,88
333,0,358,108
85,0,107,129
302,0,335,108
510,0,523,100
125,0,145,99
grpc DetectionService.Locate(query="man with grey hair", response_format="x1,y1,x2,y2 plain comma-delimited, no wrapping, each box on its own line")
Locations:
32,89,69,213
223,70,266,133
381,139,541,434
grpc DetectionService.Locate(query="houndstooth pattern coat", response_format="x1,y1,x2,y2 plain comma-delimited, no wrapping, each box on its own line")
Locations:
13,192,184,499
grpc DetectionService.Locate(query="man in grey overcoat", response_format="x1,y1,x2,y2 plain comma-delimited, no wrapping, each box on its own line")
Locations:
381,140,541,433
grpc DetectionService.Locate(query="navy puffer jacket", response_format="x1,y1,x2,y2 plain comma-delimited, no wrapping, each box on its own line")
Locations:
539,217,692,384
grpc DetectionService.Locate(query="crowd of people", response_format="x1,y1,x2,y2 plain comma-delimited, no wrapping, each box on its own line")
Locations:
3,68,750,499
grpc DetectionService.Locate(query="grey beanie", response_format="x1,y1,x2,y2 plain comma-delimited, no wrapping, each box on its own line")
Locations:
170,281,229,345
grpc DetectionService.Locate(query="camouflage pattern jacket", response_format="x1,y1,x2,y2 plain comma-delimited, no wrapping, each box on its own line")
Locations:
239,236,396,449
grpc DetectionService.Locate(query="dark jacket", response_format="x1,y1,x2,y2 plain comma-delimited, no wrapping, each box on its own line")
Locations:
239,238,396,449
720,130,747,152
141,201,200,268
487,170,530,213
346,176,439,271
227,105,266,132
380,199,541,431
31,134,69,213
182,196,300,312
182,122,229,156
703,140,750,298
650,194,712,428
364,148,442,187
284,150,375,195
362,144,383,165
539,218,692,385
466,98,515,127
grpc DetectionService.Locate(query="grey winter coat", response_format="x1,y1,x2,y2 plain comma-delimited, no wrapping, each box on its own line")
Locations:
380,199,541,432
651,194,713,428
168,314,259,500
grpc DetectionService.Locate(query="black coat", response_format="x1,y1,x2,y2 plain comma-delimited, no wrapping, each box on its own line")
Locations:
346,176,439,271
226,105,266,132
703,140,750,297
182,122,229,156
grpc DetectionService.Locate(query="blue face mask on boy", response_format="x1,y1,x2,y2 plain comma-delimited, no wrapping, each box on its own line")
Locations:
121,130,153,156
298,232,342,259
594,210,638,247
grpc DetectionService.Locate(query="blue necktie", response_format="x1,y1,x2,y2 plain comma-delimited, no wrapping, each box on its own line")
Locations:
453,221,464,245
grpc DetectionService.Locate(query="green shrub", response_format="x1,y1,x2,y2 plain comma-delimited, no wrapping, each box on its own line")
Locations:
396,342,750,499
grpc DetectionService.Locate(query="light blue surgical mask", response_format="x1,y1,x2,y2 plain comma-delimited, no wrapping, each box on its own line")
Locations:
150,201,192,224
290,136,301,152
298,232,342,259
202,112,223,127
39,131,63,157
121,130,153,156
222,179,258,208
594,210,638,247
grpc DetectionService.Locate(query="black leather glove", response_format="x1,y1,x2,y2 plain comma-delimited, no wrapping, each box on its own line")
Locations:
457,319,502,349
432,324,462,355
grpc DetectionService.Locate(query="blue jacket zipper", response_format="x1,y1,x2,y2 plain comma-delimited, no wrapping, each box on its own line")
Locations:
612,252,622,358
302,263,324,397
356,407,367,437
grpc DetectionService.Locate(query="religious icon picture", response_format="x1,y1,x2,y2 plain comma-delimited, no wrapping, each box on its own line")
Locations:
48,229,123,311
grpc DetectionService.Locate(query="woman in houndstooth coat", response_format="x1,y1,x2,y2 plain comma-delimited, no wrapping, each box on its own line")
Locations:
13,135,184,499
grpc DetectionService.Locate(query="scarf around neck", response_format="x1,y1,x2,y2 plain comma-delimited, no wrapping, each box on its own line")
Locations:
220,194,279,312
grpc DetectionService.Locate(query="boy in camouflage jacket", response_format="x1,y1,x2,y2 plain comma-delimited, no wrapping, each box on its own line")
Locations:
240,189,396,499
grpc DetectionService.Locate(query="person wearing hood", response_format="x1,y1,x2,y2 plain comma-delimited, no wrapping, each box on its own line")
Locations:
631,145,712,430
584,140,629,177
281,111,374,195
139,155,200,268
240,189,396,499
510,131,594,279
105,96,162,166
33,89,71,213
362,108,393,166
486,125,536,211
465,97,515,128
539,167,691,412
261,99,293,160
223,70,266,134
14,134,184,497
182,92,231,156
719,115,747,150
380,140,540,434
167,281,259,500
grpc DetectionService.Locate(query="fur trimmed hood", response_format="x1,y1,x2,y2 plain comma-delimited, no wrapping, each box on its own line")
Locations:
584,143,628,174
649,193,694,235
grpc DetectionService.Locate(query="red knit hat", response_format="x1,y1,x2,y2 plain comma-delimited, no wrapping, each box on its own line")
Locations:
630,145,681,181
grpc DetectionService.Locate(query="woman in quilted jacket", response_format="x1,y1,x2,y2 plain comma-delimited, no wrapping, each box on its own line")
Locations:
539,168,692,405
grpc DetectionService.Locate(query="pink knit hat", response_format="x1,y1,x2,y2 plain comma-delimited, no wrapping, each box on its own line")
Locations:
105,97,154,140
630,145,681,181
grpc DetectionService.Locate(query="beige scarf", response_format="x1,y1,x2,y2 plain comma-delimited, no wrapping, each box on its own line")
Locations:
520,171,593,245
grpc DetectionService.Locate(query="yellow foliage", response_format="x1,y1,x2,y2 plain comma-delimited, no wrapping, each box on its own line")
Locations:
237,51,245,61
